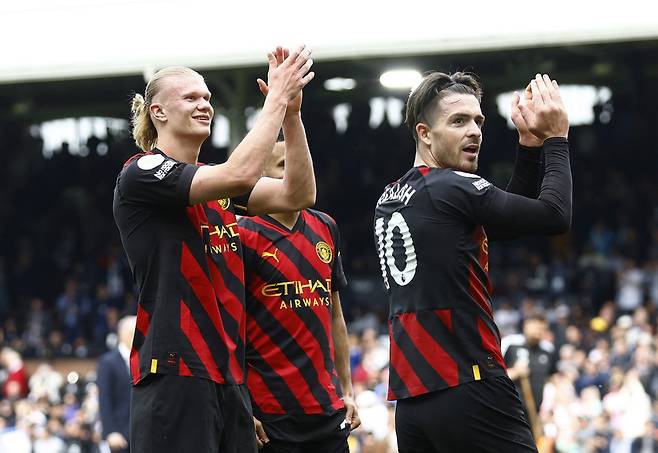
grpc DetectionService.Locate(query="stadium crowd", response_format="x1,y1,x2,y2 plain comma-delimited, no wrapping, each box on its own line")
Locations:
1,91,657,452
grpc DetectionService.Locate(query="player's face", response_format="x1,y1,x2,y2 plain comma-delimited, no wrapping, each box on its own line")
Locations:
263,142,285,179
426,93,484,172
156,73,214,141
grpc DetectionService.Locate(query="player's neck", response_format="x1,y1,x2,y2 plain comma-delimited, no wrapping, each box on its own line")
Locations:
155,135,203,164
414,149,441,168
269,211,300,230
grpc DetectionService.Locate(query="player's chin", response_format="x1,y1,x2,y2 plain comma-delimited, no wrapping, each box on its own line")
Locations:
459,160,478,173
192,126,211,138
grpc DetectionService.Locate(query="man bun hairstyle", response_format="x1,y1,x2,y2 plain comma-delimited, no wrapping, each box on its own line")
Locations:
130,66,201,152
405,71,483,143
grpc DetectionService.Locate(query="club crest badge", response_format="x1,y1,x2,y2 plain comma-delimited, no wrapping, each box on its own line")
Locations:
315,241,332,264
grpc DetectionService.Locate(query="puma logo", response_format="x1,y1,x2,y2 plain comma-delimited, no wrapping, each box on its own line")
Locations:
262,249,280,263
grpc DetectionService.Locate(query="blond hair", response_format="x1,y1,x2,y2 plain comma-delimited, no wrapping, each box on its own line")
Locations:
130,66,202,152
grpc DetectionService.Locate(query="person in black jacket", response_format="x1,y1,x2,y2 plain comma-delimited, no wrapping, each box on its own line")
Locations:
97,315,135,452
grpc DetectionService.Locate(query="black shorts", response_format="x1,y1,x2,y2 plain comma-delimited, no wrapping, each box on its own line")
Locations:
130,374,257,453
395,375,538,453
259,409,350,453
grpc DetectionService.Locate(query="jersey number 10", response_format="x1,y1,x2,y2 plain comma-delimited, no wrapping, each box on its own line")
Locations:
375,212,417,290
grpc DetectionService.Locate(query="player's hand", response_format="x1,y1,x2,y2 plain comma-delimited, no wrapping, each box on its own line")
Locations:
343,395,361,430
253,416,269,449
518,74,569,142
511,84,543,147
106,432,128,450
257,47,303,116
261,44,314,108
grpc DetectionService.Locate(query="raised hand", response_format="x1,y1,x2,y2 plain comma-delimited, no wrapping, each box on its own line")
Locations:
257,47,303,115
261,44,314,110
511,83,542,147
517,74,569,142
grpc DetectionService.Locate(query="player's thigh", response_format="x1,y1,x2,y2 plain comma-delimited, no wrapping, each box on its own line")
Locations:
395,396,443,453
261,439,300,453
216,383,258,453
450,376,538,453
131,374,220,453
303,428,350,453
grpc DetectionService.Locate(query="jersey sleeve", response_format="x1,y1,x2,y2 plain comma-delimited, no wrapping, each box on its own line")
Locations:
231,191,252,216
505,144,542,198
329,219,348,292
428,138,572,240
429,138,572,239
236,217,258,271
118,155,198,207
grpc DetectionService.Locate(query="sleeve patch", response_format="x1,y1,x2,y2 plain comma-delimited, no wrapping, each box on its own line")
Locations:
472,178,491,190
137,154,165,170
154,160,176,180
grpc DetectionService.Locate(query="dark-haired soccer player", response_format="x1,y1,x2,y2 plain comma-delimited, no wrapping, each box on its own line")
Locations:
113,46,315,453
373,73,571,452
238,140,360,453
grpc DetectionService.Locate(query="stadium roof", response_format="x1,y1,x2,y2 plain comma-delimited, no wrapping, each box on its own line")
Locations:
2,0,658,84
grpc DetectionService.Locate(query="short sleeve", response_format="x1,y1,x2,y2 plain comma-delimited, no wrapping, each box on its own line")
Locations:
332,252,348,292
327,216,348,292
231,191,252,216
118,154,198,207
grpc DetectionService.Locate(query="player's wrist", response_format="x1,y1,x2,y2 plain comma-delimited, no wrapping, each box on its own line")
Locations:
262,91,288,111
284,109,301,119
518,133,543,148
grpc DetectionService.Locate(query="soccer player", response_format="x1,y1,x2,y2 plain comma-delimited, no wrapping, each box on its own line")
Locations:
238,140,361,452
373,72,571,453
113,45,315,453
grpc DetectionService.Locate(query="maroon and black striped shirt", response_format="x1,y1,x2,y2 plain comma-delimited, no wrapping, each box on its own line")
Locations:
113,149,249,385
374,139,571,400
237,209,348,418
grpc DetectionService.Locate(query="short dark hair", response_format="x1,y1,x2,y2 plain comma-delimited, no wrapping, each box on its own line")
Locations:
405,71,483,143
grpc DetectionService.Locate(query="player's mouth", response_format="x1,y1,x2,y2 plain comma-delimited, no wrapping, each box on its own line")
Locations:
462,144,480,154
193,115,211,124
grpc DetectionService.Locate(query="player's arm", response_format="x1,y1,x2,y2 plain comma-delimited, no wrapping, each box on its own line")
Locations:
481,137,571,238
247,106,316,214
245,48,316,214
480,75,571,239
331,291,360,430
505,84,543,198
189,46,314,205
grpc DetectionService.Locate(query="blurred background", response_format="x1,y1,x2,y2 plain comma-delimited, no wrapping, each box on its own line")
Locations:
1,1,657,452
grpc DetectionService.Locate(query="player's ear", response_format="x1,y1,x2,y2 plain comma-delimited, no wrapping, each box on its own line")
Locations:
150,103,167,124
416,123,432,146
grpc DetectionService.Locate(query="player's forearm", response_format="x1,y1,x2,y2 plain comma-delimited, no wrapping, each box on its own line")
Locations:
535,137,572,231
279,113,316,208
226,97,289,187
331,309,354,399
505,145,542,198
483,138,571,239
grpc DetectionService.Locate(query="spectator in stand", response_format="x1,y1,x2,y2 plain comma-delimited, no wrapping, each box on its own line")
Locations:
0,347,28,400
504,313,557,432
97,315,135,452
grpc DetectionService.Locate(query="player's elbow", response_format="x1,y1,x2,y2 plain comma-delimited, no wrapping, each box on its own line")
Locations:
286,187,316,211
548,210,571,235
298,186,317,209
